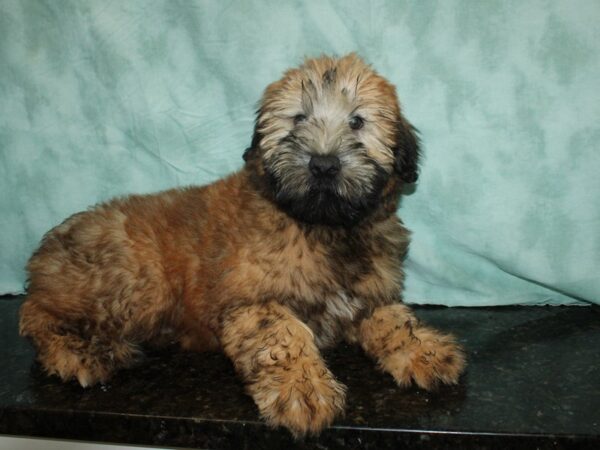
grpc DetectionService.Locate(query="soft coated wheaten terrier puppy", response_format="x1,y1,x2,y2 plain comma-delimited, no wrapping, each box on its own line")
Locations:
20,54,465,436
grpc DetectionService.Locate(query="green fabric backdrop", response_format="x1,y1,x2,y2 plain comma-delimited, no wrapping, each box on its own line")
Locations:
1,0,599,305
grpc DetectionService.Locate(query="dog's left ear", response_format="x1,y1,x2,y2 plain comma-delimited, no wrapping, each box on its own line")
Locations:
243,112,263,162
393,118,421,183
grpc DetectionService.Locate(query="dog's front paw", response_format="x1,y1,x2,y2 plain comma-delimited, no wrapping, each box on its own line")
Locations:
251,363,347,437
359,304,466,391
384,327,466,390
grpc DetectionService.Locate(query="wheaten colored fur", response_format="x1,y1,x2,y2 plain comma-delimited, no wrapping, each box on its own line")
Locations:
19,54,465,437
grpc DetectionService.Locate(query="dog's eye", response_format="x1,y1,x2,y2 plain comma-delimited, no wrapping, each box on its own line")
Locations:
293,114,307,125
349,116,364,130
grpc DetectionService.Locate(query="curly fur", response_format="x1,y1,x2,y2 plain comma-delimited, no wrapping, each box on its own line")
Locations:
19,54,464,437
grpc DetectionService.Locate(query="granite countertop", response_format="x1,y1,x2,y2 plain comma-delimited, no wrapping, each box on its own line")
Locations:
1,296,599,449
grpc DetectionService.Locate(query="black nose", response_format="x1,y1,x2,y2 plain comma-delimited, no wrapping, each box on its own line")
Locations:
309,155,341,178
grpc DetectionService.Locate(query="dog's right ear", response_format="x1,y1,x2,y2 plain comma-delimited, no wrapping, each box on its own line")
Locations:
243,110,263,162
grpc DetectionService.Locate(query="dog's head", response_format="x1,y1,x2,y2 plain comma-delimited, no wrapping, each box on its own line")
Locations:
244,54,420,227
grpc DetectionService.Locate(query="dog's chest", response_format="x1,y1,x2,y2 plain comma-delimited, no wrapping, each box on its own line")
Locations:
300,290,364,348
254,234,343,301
249,226,401,346
270,241,366,347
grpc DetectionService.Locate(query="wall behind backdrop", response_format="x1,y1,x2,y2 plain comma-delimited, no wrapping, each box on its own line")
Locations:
1,0,599,305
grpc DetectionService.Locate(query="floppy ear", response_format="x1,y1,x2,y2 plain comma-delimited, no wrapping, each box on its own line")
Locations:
243,108,264,162
393,119,421,183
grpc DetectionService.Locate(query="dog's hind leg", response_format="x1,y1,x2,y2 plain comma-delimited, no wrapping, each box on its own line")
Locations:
19,299,141,387
220,302,346,437
19,208,178,386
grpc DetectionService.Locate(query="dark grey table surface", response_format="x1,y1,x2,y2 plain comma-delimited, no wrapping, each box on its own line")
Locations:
1,295,599,449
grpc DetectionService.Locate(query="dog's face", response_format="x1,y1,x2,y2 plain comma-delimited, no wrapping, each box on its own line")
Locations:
245,54,420,227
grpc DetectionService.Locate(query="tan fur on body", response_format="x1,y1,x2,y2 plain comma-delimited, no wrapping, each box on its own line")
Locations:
19,54,465,436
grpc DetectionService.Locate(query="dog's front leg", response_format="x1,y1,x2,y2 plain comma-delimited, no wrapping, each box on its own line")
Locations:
220,302,346,437
358,304,466,390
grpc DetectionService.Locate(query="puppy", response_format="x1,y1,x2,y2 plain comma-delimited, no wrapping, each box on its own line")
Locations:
19,54,465,436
